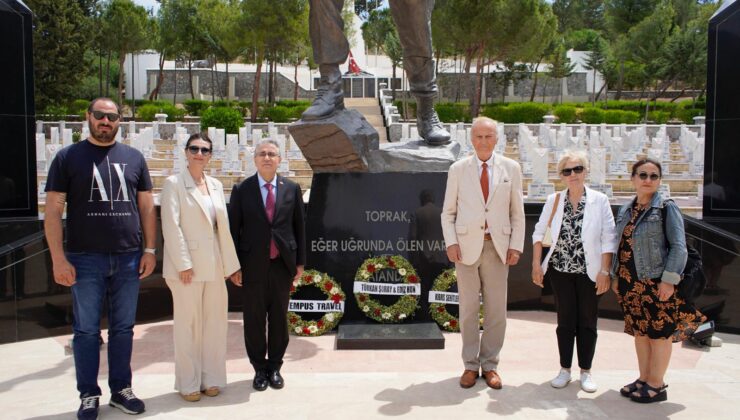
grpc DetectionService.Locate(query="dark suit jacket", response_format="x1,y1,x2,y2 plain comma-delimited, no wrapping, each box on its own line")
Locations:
228,174,306,281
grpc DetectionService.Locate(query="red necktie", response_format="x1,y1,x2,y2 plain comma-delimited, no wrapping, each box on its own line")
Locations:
481,163,489,232
481,162,489,202
265,183,279,259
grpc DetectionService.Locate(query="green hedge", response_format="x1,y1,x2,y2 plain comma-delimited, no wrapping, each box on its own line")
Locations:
481,102,551,123
647,110,671,124
263,106,293,123
136,103,185,122
604,110,640,124
200,107,243,134
435,102,470,123
553,105,577,123
579,107,605,124
183,99,210,116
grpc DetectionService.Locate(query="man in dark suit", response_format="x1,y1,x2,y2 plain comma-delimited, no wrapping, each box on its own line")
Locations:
228,139,306,391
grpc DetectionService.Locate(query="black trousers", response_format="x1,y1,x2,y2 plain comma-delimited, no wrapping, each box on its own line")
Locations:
242,258,291,372
547,267,600,370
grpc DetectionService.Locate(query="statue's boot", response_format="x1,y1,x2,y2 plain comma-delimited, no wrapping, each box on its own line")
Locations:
302,64,345,121
416,95,451,146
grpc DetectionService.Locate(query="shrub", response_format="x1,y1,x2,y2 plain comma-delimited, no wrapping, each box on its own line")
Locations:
676,107,704,124
435,102,470,123
263,105,293,122
506,103,551,123
275,99,311,108
579,107,604,124
69,99,90,116
200,106,243,134
183,99,210,116
603,110,640,124
38,104,69,121
553,105,577,123
647,111,671,124
136,103,185,122
393,100,417,120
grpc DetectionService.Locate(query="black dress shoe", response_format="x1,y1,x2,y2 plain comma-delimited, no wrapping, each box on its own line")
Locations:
268,370,284,389
252,370,268,391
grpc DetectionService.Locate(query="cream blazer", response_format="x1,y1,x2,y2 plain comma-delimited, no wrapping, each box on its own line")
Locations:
161,171,240,282
441,154,526,265
532,187,618,282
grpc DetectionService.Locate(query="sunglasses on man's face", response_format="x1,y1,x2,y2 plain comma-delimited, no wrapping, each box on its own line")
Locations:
561,165,584,176
637,172,660,181
90,110,121,122
187,146,212,156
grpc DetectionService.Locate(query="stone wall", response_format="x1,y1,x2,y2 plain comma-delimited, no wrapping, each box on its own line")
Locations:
148,69,311,101
439,73,588,103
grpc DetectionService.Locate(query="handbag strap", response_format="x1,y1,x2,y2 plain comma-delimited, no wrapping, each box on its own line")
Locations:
547,193,561,228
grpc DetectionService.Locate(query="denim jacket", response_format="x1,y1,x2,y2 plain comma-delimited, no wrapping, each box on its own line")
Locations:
610,193,687,285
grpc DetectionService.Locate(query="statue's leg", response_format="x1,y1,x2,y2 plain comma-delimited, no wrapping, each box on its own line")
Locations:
389,0,450,145
302,0,348,121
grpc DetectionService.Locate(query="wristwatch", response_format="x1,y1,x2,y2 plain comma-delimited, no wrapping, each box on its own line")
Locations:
143,248,156,255
599,269,610,276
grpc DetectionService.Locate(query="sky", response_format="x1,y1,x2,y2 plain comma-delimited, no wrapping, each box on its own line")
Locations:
133,0,159,15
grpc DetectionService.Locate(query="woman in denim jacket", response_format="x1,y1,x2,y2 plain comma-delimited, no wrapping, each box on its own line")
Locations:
611,158,705,404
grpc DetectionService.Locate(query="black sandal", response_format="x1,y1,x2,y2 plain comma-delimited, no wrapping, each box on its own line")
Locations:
619,379,646,397
630,383,668,403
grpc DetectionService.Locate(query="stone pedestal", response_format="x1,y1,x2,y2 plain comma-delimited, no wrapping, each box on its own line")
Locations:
336,323,444,350
288,109,379,172
367,140,462,172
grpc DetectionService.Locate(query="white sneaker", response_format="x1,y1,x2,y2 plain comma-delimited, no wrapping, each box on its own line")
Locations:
550,368,571,388
580,371,597,393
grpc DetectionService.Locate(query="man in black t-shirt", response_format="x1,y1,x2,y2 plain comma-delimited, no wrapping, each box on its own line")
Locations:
44,98,156,420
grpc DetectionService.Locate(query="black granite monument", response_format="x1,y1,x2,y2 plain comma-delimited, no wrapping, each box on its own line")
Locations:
704,0,740,234
0,0,36,218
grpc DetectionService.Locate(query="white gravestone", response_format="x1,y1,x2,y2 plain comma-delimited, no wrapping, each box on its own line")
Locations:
50,127,59,145
36,133,47,171
589,148,613,197
531,147,549,184
239,127,248,146
63,129,73,147
609,138,627,174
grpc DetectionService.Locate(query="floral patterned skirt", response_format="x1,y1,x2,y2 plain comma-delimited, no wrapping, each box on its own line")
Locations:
616,270,706,342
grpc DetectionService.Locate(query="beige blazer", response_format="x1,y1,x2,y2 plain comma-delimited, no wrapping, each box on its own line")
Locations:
441,153,526,265
161,171,240,282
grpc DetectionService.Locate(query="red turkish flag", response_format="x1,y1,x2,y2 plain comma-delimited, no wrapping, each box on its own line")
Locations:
348,51,361,75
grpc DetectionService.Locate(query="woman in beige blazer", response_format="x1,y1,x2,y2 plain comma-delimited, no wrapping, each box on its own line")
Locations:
160,133,240,402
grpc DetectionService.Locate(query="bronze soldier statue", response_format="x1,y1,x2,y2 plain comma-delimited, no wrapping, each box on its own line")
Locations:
303,0,451,146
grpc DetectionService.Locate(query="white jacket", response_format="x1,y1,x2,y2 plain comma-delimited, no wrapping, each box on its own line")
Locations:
532,187,617,282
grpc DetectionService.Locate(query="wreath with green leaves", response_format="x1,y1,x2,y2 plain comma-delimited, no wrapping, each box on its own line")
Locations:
287,270,345,336
429,268,484,332
354,255,420,323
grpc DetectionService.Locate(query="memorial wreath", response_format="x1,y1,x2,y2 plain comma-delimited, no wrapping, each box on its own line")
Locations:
354,255,420,323
429,268,484,332
287,269,345,336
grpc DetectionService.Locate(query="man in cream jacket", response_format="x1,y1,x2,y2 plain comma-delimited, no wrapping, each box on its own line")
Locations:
441,117,525,389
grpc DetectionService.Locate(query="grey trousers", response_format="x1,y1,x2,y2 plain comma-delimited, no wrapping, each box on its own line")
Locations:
308,0,437,95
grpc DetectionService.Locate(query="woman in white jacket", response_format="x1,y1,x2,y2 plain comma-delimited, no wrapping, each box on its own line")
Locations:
531,150,617,393
160,133,240,402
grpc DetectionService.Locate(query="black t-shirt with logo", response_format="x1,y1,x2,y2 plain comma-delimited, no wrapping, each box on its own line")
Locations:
45,140,153,253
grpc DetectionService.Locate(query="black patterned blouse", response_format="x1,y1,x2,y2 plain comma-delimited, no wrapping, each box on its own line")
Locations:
549,190,587,274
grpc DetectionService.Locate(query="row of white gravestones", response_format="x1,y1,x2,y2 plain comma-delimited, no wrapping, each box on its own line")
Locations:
679,126,705,176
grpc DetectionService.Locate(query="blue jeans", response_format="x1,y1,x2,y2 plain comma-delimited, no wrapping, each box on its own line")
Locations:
67,251,141,397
